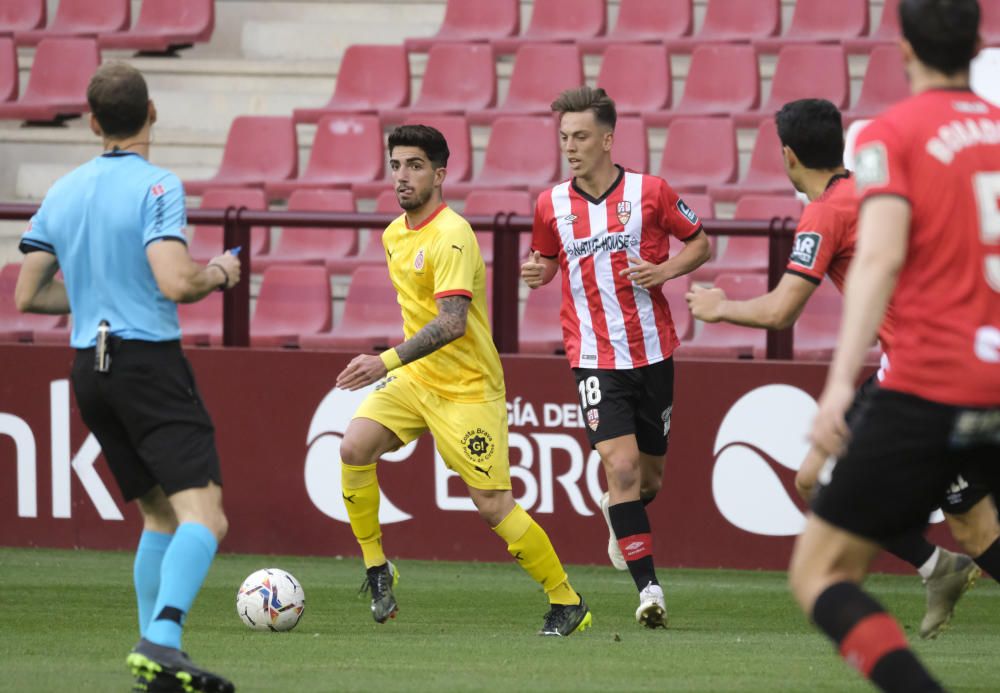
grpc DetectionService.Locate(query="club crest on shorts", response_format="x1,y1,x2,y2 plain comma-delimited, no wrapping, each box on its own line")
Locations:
414,248,425,271
461,428,495,462
586,408,600,431
616,201,631,225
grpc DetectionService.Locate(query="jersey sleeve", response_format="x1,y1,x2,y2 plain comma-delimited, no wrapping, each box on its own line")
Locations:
530,193,561,258
657,179,703,242
853,119,910,204
431,222,477,299
785,203,838,284
142,173,188,247
19,197,55,255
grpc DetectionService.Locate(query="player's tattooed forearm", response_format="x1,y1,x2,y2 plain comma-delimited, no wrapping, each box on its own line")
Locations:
396,295,470,364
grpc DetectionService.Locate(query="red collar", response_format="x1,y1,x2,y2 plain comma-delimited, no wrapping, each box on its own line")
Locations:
405,203,448,231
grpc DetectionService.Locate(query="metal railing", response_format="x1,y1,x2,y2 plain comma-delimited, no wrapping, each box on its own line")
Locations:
0,203,798,358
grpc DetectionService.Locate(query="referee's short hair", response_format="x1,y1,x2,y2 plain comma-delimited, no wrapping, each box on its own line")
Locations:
775,99,845,170
900,0,980,76
87,62,150,140
551,86,617,131
388,124,450,168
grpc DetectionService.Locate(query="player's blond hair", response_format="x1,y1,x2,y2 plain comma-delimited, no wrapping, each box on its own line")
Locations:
550,86,617,130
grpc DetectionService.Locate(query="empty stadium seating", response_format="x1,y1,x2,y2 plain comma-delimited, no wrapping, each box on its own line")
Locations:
844,44,910,121
0,0,46,34
266,114,382,199
299,265,403,351
754,0,869,51
612,117,650,175
188,188,270,263
682,273,767,358
668,0,781,50
185,115,299,196
579,0,693,53
467,44,582,124
254,189,358,271
382,43,496,121
657,117,738,193
250,265,332,348
448,116,561,197
0,37,98,122
97,0,215,54
693,195,801,280
519,277,564,354
0,263,65,342
0,36,17,102
844,0,900,52
404,0,519,52
324,190,397,274
792,278,842,360
492,0,606,54
643,44,758,125
596,43,671,116
293,44,409,124
664,275,694,341
15,0,129,46
462,189,534,264
177,290,221,346
710,120,793,201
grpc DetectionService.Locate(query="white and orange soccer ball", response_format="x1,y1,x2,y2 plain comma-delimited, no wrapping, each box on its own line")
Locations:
236,568,306,632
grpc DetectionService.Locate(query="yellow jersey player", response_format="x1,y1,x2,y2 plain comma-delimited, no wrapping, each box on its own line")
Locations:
335,124,592,636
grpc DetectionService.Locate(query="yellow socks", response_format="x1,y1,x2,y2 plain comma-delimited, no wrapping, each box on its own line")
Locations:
341,462,386,568
493,504,579,605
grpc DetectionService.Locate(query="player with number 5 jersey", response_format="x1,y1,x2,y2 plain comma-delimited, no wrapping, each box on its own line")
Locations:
522,87,711,628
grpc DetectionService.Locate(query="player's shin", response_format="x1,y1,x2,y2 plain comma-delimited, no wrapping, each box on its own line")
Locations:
609,500,659,590
812,582,943,693
493,504,580,605
133,530,171,635
341,461,386,568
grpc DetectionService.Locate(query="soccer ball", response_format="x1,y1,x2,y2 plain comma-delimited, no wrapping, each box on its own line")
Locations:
236,568,306,632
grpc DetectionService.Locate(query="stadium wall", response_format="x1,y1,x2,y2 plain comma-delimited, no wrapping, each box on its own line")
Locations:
0,346,953,572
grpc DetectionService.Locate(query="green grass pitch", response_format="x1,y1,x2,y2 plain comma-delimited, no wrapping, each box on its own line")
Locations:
1,548,998,692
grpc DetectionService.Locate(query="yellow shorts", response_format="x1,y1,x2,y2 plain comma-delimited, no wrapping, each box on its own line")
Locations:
353,369,511,491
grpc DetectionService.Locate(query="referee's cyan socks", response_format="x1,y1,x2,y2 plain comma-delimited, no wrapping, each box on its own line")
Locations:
134,529,172,635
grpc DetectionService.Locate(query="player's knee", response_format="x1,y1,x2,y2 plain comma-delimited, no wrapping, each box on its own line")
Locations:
602,455,640,491
339,433,377,468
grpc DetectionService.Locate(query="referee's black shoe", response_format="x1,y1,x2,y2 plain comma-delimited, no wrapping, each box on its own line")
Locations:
127,639,235,693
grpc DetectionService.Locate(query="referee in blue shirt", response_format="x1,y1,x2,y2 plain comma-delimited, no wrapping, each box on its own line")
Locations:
15,62,239,693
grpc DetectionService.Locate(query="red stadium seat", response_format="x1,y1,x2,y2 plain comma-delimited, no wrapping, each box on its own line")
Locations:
492,0,606,54
982,2,1000,46
663,274,694,340
754,0,869,52
0,0,46,33
255,190,358,271
0,37,17,102
404,0,519,52
845,45,910,122
519,277,564,354
709,120,793,201
680,193,715,221
188,188,270,263
467,44,582,124
186,116,298,196
657,117,738,193
463,189,533,264
250,265,332,348
293,45,409,124
30,323,72,344
643,44,758,126
682,273,767,358
579,0,693,53
178,290,221,346
792,279,842,361
98,0,214,54
668,0,780,50
735,45,849,127
0,264,65,341
844,0,900,52
382,43,495,121
15,0,128,45
0,37,98,123
266,114,382,200
300,266,403,352
596,44,671,116
448,116,561,198
325,191,397,274
612,117,650,175
694,194,801,280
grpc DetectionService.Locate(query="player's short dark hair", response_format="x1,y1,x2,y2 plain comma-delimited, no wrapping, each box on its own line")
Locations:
900,0,980,75
551,86,617,130
775,99,845,170
87,62,150,140
387,124,450,168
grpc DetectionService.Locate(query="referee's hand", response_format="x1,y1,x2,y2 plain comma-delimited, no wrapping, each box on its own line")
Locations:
337,354,387,391
208,252,242,290
521,251,546,289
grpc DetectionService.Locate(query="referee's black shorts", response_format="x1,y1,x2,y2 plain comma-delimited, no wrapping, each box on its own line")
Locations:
71,339,222,502
813,387,1000,544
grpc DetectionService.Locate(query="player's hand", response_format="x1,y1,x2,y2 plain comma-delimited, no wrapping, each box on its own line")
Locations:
686,286,727,323
336,354,388,391
521,251,546,289
620,256,667,289
809,380,855,460
207,252,241,289
794,445,829,503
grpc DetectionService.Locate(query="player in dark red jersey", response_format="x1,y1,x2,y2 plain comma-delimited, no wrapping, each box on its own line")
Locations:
520,86,711,628
687,98,993,639
788,1,1000,691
